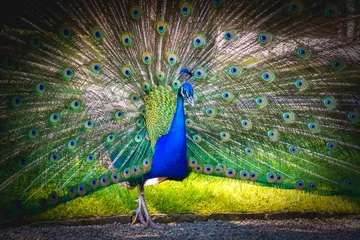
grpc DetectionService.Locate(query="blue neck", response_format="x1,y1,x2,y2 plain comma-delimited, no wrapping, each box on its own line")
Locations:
169,96,185,134
143,96,188,181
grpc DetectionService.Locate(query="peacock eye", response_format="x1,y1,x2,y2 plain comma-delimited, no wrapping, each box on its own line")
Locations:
156,21,167,35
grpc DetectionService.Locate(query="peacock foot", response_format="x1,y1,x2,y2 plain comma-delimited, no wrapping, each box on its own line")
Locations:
131,185,167,230
132,198,147,226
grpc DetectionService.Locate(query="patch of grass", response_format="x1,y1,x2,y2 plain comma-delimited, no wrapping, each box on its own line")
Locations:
30,173,360,221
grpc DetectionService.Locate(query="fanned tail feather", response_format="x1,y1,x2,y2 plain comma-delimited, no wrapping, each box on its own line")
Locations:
0,0,359,220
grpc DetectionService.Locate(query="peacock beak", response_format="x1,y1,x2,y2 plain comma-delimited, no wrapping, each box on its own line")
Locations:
187,96,194,106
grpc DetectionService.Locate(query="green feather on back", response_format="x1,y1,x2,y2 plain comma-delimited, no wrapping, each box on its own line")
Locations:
145,86,177,149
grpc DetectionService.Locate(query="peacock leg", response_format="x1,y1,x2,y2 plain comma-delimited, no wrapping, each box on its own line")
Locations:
136,184,166,230
131,197,147,226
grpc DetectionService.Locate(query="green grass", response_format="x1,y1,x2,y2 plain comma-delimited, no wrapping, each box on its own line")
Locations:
29,173,360,221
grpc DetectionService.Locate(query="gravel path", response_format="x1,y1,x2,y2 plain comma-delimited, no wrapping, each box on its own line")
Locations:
1,218,360,240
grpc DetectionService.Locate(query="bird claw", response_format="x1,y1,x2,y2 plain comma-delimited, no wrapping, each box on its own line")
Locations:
148,220,167,230
130,185,166,229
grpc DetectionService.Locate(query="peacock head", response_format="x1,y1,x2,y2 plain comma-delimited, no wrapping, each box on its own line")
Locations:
179,67,194,106
179,83,194,106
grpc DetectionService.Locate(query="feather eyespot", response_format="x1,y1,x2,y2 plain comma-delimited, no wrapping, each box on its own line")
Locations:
35,83,46,96
123,169,131,178
50,153,59,163
205,108,217,117
111,173,121,183
215,163,226,174
277,174,285,183
294,180,305,190
50,192,58,204
309,182,318,191
167,53,178,66
91,27,103,42
121,65,131,78
240,170,250,180
135,135,143,142
218,163,226,172
193,34,206,49
204,165,213,174
259,71,275,82
11,96,22,109
224,29,235,41
90,62,101,74
220,131,231,142
228,65,243,77
323,97,337,109
86,154,94,163
267,130,279,140
156,71,166,81
130,93,140,104
194,165,203,173
331,59,345,71
225,168,236,178
129,6,141,19
325,5,338,17
180,2,192,17
257,32,272,45
67,139,77,152
141,52,152,65
185,118,193,127
171,80,181,90
59,26,72,39
245,147,253,155
121,33,132,47
212,0,222,7
255,96,268,107
68,187,76,198
282,112,295,123
289,1,303,14
241,119,253,130
131,166,141,176
222,92,235,102
101,176,109,187
3,57,14,70
266,173,277,183
288,146,299,154
193,135,202,142
90,179,99,190
114,110,124,120
83,120,94,131
249,172,258,181
296,47,311,59
143,158,152,169
156,21,167,35
29,36,40,48
344,178,355,188
308,122,320,133
194,68,206,79
28,129,38,140
326,141,337,150
136,118,144,127
78,185,87,195
18,158,27,167
106,134,115,144
61,67,75,81
188,158,198,168
294,79,308,91
347,112,359,123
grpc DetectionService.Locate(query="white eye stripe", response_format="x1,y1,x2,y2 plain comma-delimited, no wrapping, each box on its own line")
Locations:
180,87,185,97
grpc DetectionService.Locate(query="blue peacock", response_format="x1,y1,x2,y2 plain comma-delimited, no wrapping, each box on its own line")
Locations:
1,0,360,229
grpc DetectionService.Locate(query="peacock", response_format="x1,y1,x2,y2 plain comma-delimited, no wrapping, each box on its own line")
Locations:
1,0,360,229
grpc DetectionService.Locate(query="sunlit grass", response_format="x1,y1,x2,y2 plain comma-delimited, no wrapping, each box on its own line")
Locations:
29,173,360,221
